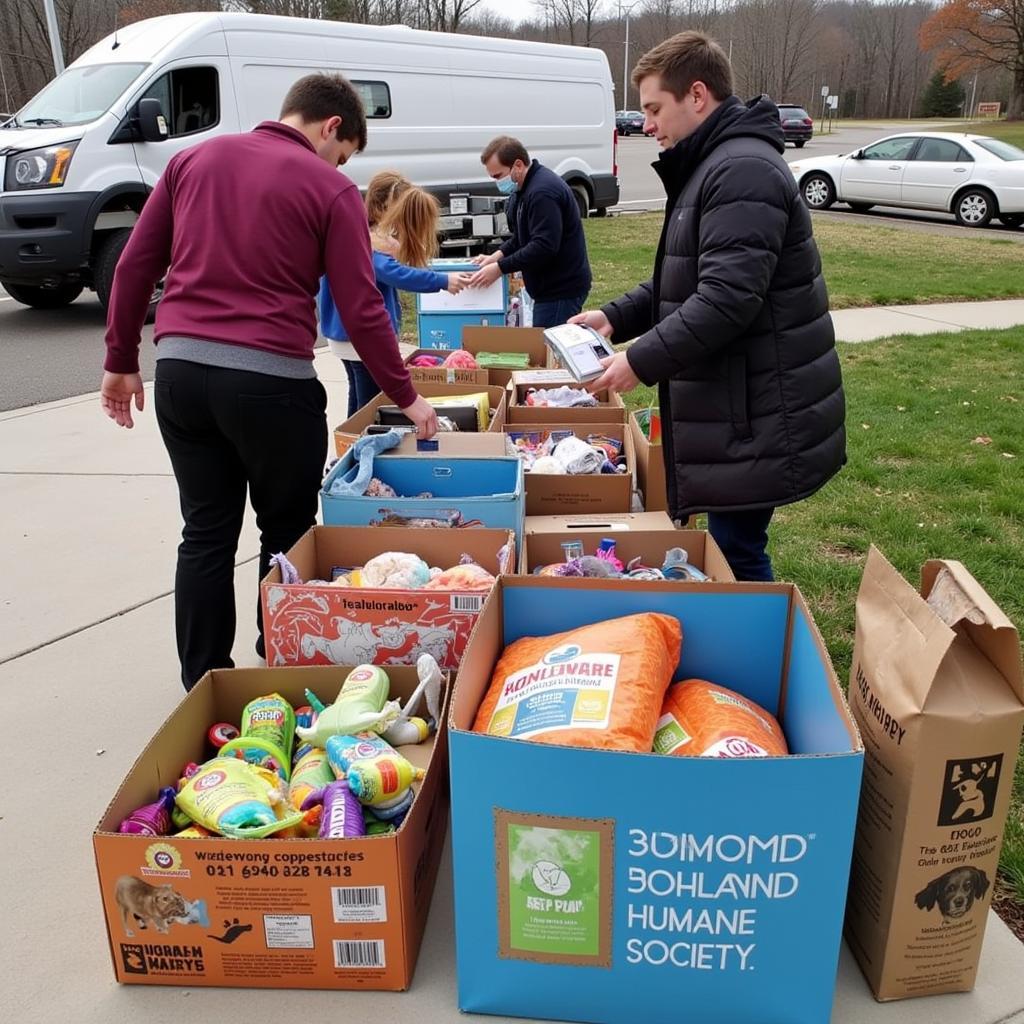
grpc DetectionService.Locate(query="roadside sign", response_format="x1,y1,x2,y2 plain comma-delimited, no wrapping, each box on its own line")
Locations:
821,85,829,96
828,95,838,108
977,101,1001,117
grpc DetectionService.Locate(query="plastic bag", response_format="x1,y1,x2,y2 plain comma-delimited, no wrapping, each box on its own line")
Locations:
473,613,681,752
654,679,788,758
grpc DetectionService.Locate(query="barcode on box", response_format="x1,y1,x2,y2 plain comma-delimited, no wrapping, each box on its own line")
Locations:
332,885,388,923
450,594,483,613
333,939,386,969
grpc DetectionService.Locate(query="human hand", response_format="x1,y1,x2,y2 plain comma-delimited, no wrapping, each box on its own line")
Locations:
470,251,500,266
400,395,440,440
100,371,145,428
587,351,639,395
467,262,502,289
568,309,613,338
446,272,474,294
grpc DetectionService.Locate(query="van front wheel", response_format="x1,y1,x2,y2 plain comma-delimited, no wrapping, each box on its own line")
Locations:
94,228,163,323
571,184,591,220
3,282,84,309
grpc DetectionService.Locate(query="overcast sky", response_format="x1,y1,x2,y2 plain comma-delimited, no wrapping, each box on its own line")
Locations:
476,0,540,25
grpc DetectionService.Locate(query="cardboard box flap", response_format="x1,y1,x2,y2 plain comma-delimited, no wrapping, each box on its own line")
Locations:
387,431,508,457
461,326,547,363
860,546,957,708
525,512,675,534
922,558,1024,702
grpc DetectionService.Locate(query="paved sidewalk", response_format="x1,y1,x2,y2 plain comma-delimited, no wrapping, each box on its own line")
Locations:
2,344,1023,1024
832,299,1024,343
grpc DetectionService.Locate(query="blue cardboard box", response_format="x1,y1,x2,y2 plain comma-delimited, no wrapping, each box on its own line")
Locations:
322,451,525,550
449,577,864,1024
417,259,509,349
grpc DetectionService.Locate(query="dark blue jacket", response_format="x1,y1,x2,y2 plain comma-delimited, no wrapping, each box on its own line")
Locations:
497,161,592,302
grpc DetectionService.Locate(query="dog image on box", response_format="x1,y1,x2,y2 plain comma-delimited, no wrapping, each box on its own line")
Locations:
915,867,990,925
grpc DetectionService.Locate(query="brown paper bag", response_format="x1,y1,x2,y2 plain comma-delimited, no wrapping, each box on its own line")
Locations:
844,545,1024,1001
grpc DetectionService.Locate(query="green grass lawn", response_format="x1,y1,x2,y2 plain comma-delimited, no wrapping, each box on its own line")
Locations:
584,212,1024,309
940,119,1024,149
607,292,1024,898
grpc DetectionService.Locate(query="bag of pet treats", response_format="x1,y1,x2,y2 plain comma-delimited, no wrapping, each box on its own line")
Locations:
472,612,681,752
844,546,1024,1001
653,679,788,757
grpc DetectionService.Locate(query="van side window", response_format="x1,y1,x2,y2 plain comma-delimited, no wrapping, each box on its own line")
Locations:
142,67,219,138
353,81,391,119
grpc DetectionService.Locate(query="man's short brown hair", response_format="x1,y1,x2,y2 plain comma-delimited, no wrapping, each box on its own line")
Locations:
631,31,733,101
280,73,368,151
481,135,530,168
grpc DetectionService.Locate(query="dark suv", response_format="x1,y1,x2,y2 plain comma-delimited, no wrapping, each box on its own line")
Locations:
777,104,813,147
616,110,645,136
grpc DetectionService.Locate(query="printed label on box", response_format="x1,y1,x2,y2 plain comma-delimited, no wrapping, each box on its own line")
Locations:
332,885,388,923
486,646,621,739
264,585,480,671
264,915,314,949
495,810,614,966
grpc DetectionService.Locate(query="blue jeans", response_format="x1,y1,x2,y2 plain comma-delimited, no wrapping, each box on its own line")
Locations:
344,360,381,418
707,508,776,582
531,293,587,329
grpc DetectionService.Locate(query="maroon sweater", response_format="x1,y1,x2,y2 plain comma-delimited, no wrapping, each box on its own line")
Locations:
104,121,417,408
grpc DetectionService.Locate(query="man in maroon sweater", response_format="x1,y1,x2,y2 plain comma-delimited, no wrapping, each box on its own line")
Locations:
100,73,437,690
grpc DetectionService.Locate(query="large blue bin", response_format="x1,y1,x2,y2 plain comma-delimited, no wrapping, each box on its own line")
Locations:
321,452,525,551
416,259,509,349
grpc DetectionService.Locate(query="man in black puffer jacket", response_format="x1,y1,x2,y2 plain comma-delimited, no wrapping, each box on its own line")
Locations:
574,31,845,581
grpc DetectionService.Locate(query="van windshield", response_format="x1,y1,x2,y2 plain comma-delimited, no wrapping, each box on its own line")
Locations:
15,63,147,127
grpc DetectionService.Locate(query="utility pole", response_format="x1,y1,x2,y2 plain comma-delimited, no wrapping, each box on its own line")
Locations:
43,0,65,75
618,1,640,109
968,71,979,120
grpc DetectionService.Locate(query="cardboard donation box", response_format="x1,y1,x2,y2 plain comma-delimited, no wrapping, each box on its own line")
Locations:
521,514,734,581
629,409,667,512
406,327,548,389
506,422,634,516
448,577,864,1024
321,448,525,550
507,370,626,425
416,258,508,349
94,664,449,990
261,526,514,671
404,350,490,387
844,547,1024,1001
462,326,548,388
333,382,507,457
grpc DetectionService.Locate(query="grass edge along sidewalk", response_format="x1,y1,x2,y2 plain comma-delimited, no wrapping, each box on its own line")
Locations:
624,325,1024,940
584,213,1024,311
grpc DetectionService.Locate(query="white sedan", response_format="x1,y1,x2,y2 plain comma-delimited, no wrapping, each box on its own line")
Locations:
790,132,1024,228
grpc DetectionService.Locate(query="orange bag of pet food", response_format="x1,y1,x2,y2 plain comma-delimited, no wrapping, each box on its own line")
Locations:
472,613,681,752
653,679,788,757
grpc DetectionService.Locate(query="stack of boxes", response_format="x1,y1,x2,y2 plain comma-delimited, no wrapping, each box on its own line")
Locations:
93,269,1024,1024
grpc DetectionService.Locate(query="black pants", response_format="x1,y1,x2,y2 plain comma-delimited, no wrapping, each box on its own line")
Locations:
155,360,328,690
707,507,776,582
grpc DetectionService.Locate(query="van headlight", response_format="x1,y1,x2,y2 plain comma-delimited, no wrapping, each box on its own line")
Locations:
5,141,79,191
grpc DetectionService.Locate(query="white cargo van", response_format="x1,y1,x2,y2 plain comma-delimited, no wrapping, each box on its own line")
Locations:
0,12,618,312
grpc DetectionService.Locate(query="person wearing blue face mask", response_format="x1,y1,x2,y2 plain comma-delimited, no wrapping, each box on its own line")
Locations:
468,136,591,329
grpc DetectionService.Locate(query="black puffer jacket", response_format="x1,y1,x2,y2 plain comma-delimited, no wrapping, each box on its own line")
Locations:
603,96,846,518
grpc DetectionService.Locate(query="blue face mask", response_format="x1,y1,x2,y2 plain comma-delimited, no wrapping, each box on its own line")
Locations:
495,174,517,196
